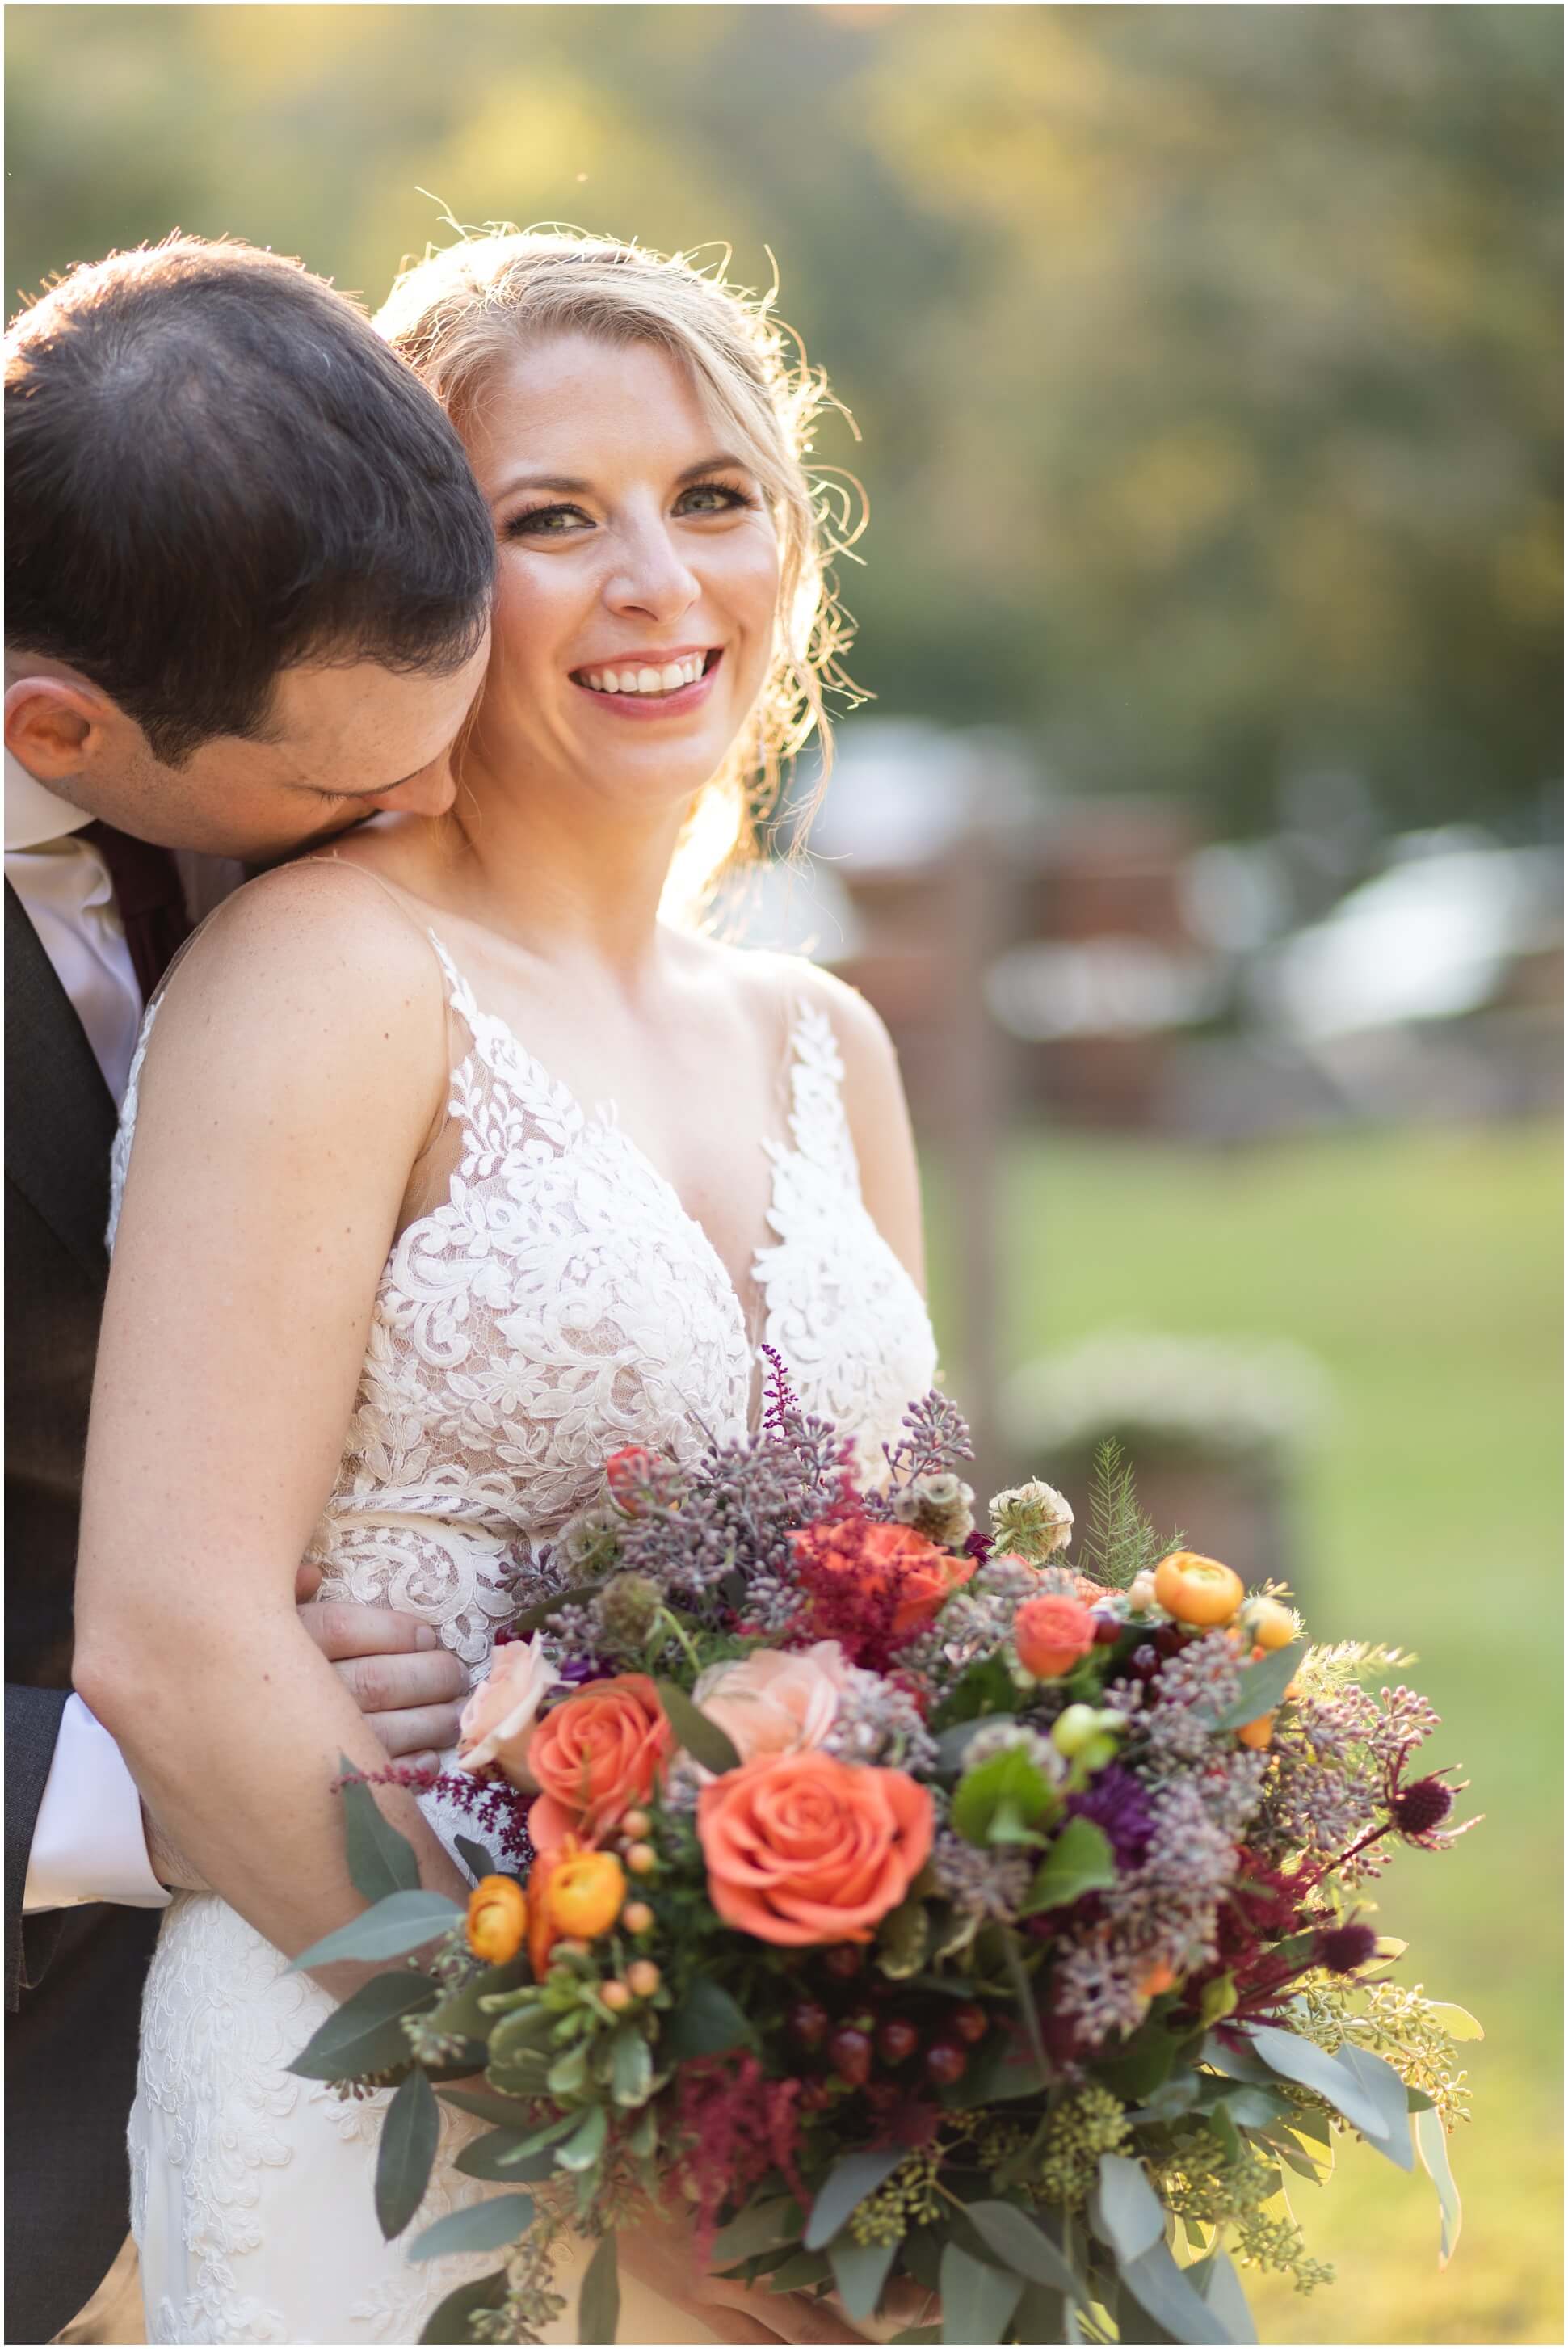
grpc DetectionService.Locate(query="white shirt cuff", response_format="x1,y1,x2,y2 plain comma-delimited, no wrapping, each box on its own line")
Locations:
22,1694,172,1911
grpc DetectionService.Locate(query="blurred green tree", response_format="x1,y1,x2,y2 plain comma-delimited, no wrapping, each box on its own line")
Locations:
6,3,1559,835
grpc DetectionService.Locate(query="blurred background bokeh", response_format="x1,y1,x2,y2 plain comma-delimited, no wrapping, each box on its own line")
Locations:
7,6,1561,2341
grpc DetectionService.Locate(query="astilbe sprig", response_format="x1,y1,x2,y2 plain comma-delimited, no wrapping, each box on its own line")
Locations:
672,2051,807,2260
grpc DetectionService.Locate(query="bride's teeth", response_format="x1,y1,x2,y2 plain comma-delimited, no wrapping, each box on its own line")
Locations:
634,666,658,692
661,662,685,692
578,655,710,693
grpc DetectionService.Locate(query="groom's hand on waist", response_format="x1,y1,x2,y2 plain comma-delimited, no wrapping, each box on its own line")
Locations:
293,1562,468,1774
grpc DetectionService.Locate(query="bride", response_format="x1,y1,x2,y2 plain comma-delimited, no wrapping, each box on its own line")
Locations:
74,231,937,2345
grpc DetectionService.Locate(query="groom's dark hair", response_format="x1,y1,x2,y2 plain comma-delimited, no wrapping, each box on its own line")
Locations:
4,235,494,765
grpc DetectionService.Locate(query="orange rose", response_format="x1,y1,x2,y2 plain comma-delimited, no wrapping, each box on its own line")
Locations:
793,1516,974,1640
526,1674,674,1851
697,1749,934,1947
1015,1593,1097,1679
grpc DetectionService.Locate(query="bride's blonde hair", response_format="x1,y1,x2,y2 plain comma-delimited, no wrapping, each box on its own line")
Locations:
375,228,863,911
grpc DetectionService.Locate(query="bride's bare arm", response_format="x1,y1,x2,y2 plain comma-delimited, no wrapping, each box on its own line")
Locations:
72,863,469,1964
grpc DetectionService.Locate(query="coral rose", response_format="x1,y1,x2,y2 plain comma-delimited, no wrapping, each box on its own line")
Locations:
456,1634,561,1785
1015,1593,1097,1680
793,1516,974,1645
691,1642,851,1767
526,1674,674,1851
697,1749,933,1947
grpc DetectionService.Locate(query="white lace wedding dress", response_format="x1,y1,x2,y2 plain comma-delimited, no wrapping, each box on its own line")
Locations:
115,921,937,2345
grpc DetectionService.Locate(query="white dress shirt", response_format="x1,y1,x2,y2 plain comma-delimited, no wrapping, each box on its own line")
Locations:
8,750,170,1911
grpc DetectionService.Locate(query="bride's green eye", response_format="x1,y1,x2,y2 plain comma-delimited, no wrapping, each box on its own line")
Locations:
506,503,591,537
677,482,753,516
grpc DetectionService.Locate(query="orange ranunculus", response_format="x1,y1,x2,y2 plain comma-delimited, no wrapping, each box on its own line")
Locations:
697,1749,934,1948
792,1516,974,1641
1014,1593,1097,1680
1153,1551,1245,1627
525,1674,674,1851
466,1874,528,1965
544,1848,626,1941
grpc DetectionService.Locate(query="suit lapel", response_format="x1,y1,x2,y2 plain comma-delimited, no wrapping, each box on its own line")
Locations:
5,881,118,1281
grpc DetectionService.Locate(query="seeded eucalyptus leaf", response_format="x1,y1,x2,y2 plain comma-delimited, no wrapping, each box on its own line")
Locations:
441,2086,536,2130
1208,1644,1306,1732
289,1890,463,1972
376,2067,439,2240
426,1956,529,2046
767,2250,834,2292
410,2192,536,2263
288,1970,437,2079
335,1759,423,1900
1019,1818,1117,1915
711,2197,802,2271
454,2131,566,2184
1424,2002,1485,2042
1335,2046,1415,2170
938,2243,1024,2345
963,2203,1087,2305
1092,2155,1165,2266
1243,2024,1391,2141
829,2235,898,2324
418,2270,507,2344
1194,2246,1257,2343
804,2149,908,2251
1414,2106,1462,2265
1118,2238,1234,2343
578,2230,620,2345
1014,2282,1069,2342
656,1678,742,1774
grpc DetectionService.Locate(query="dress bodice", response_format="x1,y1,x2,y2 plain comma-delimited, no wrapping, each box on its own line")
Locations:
111,928,939,1678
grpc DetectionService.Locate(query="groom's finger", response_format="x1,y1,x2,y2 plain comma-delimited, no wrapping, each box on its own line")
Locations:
332,1644,468,1716
300,1597,449,1662
365,1702,467,1762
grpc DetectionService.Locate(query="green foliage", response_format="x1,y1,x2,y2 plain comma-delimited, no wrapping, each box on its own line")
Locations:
339,1764,422,1901
1019,1817,1116,1915
951,1746,1060,1847
288,1969,435,2081
578,2232,620,2346
288,1890,463,1972
1077,1442,1163,1591
375,2067,439,2241
655,1678,741,1774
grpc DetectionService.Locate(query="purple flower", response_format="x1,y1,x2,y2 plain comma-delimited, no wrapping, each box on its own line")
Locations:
1315,1921,1378,1975
1067,1764,1154,1869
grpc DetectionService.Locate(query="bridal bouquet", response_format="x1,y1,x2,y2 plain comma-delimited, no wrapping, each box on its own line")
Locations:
292,1356,1478,2346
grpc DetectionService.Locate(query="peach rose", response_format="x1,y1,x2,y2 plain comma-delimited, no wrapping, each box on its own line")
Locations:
1014,1593,1097,1679
456,1635,561,1784
526,1674,674,1852
691,1643,852,1767
697,1749,934,1947
793,1517,975,1640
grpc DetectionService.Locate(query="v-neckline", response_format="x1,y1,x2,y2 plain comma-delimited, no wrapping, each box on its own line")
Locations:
427,928,805,1383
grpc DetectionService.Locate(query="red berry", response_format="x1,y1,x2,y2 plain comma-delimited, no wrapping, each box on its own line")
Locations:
1092,1610,1121,1645
828,2027,873,2088
864,2081,901,2112
877,2019,919,2066
924,2041,967,2086
823,1946,864,1981
799,2079,834,2112
952,2003,989,2045
788,2000,830,2051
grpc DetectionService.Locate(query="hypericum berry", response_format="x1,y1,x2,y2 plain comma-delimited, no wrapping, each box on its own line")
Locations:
876,2019,919,2066
789,2000,831,2051
627,1959,661,1998
620,1808,652,1842
600,1980,633,2012
624,1842,658,1875
828,2027,873,2087
924,2041,967,2087
621,1901,654,1935
952,2003,989,2045
799,2079,834,2112
823,1946,864,1981
864,2080,902,2113
1092,1610,1122,1645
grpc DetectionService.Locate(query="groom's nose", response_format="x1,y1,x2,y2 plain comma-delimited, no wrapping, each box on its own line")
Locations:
369,759,460,819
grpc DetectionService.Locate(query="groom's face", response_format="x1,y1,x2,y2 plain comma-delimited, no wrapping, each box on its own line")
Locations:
8,636,490,861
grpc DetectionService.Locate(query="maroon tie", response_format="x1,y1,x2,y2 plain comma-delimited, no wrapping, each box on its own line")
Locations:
80,819,193,1005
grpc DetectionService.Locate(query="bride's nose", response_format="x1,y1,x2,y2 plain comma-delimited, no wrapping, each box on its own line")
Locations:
603,518,700,626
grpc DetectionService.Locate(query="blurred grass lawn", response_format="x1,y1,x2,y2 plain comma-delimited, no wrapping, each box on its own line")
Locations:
925,1117,1562,2347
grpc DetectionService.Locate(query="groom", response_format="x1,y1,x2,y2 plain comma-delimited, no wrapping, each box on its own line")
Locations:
5,237,496,2346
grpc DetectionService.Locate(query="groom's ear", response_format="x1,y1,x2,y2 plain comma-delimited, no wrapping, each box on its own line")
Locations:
4,670,124,782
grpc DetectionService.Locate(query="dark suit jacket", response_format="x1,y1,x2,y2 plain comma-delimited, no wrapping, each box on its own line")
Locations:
6,880,162,2343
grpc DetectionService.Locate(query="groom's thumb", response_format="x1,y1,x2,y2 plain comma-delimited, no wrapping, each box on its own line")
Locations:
294,1559,325,1605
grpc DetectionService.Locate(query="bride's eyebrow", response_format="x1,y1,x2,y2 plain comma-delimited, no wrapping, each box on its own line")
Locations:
491,453,750,501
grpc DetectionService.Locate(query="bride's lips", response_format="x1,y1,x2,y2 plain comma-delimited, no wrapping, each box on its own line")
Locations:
570,648,722,722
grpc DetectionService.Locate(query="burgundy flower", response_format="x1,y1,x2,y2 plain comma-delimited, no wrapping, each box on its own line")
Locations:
1315,1921,1379,1975
1391,1774,1455,1840
1066,1766,1154,1870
